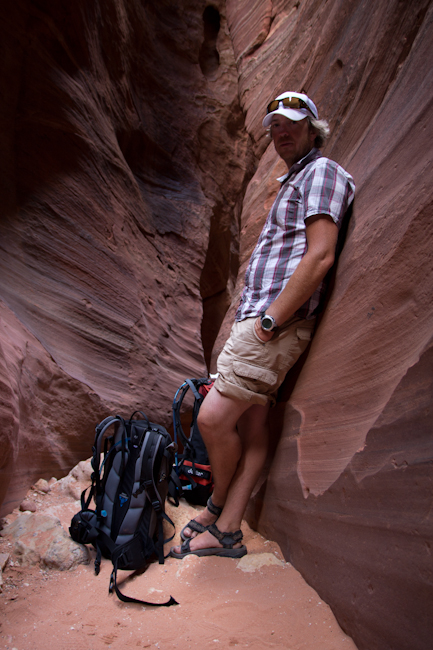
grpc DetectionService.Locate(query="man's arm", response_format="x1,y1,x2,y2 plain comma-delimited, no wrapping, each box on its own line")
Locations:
254,214,338,342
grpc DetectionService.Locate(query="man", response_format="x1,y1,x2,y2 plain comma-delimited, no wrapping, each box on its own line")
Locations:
171,91,355,558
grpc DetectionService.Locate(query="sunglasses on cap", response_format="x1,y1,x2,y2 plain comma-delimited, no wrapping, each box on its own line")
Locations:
266,97,310,114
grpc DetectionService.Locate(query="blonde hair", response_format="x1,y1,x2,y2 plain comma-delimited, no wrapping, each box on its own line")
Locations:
308,117,330,148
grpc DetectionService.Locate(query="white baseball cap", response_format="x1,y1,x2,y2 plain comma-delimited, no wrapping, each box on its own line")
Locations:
262,91,318,127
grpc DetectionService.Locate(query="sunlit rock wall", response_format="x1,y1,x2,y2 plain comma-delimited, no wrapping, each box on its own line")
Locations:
219,1,433,650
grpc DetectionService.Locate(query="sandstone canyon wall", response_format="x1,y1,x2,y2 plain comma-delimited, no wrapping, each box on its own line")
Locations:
0,1,432,650
221,2,433,650
0,0,251,511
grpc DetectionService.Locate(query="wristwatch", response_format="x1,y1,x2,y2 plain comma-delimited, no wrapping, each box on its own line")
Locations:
260,314,278,332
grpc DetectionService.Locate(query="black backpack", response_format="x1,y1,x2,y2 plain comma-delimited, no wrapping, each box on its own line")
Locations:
69,411,178,607
172,378,213,506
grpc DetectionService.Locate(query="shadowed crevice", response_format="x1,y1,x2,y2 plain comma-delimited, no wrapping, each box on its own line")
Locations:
199,5,220,76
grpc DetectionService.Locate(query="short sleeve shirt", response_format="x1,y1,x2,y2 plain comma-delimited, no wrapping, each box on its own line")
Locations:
236,148,355,321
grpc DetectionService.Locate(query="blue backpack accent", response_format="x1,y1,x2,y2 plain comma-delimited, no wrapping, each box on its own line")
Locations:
69,411,178,607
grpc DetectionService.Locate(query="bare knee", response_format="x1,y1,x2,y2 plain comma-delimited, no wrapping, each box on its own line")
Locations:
197,387,251,446
197,395,234,447
197,407,215,443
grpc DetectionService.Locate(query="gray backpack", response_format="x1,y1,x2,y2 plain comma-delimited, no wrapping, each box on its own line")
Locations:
70,411,177,606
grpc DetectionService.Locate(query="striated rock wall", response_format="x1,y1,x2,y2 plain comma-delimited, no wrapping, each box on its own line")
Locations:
0,0,251,512
1,1,432,649
221,1,433,650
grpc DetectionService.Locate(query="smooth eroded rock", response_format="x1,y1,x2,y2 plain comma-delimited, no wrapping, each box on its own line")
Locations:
1,513,88,570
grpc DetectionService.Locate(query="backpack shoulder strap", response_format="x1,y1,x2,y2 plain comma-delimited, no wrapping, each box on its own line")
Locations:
172,377,210,449
135,430,170,563
135,430,165,509
185,378,203,401
81,416,124,510
172,382,190,448
93,415,124,474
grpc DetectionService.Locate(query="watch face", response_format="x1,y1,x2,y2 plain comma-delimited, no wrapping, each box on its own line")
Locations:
261,316,274,331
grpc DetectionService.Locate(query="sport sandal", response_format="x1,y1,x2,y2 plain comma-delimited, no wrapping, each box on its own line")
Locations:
206,496,223,517
171,522,247,559
180,496,223,541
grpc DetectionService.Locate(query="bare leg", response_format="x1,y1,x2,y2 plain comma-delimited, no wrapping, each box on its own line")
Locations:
214,402,270,532
179,387,252,538
172,387,270,553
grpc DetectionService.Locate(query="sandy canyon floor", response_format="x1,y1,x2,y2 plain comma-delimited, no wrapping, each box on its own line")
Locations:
0,472,358,650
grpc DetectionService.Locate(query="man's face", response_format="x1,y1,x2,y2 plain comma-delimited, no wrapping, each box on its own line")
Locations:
270,115,316,168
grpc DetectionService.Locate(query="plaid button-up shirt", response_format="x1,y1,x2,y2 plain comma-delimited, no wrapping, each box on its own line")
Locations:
236,148,355,322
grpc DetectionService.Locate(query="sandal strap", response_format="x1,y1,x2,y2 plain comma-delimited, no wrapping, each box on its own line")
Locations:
207,496,223,517
208,523,243,549
180,537,192,553
186,519,208,535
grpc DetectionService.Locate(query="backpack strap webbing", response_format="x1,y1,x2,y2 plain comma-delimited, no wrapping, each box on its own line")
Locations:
109,559,178,607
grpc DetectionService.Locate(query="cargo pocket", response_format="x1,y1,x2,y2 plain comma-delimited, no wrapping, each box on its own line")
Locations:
233,360,278,392
296,327,313,342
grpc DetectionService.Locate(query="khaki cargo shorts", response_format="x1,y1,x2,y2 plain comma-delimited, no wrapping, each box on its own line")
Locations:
214,316,316,407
